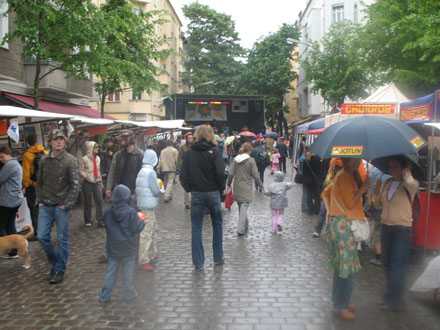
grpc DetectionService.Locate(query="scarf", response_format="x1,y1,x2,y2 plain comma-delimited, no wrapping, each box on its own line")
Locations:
93,153,99,178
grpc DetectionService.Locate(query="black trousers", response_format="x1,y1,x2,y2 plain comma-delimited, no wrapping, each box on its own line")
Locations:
82,181,103,224
305,183,320,215
25,186,39,233
0,205,20,255
279,157,287,173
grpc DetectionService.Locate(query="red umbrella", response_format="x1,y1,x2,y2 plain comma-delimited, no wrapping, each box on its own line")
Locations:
239,131,256,137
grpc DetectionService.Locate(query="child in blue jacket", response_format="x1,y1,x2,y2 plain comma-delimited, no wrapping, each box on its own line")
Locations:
99,184,145,303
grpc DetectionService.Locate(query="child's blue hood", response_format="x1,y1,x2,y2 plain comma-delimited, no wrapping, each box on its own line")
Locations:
143,149,158,167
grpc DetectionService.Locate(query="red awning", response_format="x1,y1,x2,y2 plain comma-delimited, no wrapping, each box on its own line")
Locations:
3,92,115,119
306,127,326,135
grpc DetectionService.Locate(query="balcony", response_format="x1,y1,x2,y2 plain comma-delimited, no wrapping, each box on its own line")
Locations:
24,61,93,99
159,72,171,87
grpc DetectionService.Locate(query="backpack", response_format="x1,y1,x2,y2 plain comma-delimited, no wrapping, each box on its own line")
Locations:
258,149,270,167
30,151,44,182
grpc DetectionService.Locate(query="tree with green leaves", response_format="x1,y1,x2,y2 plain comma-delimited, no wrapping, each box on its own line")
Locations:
358,0,440,97
301,20,370,109
90,0,169,117
182,2,244,94
238,24,299,136
3,0,97,110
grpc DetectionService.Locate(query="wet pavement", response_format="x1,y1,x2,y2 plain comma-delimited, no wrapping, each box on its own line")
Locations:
0,162,439,330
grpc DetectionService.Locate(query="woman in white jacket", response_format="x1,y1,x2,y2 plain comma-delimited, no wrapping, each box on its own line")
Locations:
135,149,164,270
79,141,103,227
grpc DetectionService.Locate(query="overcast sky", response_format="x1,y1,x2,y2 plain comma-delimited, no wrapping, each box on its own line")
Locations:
170,0,308,49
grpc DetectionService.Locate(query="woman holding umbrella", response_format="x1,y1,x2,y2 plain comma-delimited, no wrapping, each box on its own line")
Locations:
322,157,370,320
373,156,418,311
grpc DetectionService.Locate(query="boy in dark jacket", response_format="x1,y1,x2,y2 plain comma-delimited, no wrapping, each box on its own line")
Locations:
99,184,145,303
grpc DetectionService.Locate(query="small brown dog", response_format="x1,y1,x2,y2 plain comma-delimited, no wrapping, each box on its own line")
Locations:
0,225,33,269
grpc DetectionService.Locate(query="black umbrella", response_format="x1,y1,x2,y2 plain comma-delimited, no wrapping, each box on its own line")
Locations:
372,154,425,182
309,116,426,160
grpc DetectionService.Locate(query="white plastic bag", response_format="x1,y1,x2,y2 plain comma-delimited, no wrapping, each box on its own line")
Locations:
411,255,440,292
15,199,32,232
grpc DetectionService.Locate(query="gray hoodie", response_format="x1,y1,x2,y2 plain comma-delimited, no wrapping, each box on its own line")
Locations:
227,154,263,203
264,171,293,209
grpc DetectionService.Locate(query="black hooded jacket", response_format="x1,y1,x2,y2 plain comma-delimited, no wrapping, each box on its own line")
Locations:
104,185,145,258
180,141,225,193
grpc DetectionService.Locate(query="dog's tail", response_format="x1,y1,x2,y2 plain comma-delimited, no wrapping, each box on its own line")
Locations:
20,225,34,239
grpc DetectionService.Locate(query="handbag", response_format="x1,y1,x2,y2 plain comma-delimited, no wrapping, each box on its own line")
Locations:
294,172,303,184
333,195,370,242
225,186,234,209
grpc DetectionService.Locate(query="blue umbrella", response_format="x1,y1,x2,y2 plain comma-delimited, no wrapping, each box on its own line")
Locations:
265,132,279,138
309,116,426,160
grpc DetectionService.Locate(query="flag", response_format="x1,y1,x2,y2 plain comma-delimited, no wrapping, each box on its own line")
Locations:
66,120,75,137
7,120,19,143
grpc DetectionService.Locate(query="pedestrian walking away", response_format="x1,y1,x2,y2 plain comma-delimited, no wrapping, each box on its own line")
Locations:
36,129,80,284
270,148,281,174
322,157,370,320
157,139,178,203
0,146,24,258
180,125,225,270
227,142,264,236
250,140,269,191
21,133,48,240
264,171,293,234
79,141,104,227
135,150,165,271
276,137,288,173
177,133,193,209
99,184,145,303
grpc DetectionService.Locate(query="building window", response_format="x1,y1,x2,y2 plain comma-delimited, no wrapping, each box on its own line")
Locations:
133,8,141,15
0,0,9,49
354,4,358,24
107,92,120,102
332,5,344,23
132,91,142,100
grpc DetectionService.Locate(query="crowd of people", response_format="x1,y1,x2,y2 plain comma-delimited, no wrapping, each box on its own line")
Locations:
0,124,422,320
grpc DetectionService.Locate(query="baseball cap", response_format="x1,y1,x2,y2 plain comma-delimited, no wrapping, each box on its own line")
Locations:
49,129,67,141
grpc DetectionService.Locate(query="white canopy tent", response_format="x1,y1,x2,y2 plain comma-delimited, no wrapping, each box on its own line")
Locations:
325,83,411,127
0,105,73,123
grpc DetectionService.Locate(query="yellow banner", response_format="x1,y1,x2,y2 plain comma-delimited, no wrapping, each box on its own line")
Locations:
331,146,364,156
410,136,425,149
341,104,396,115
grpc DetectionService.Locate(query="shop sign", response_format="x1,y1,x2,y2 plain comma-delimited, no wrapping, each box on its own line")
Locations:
331,146,364,156
341,104,396,115
410,136,425,149
400,104,431,121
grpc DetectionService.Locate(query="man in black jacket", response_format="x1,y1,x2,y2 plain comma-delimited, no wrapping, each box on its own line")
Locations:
276,137,288,173
180,125,225,270
106,130,143,210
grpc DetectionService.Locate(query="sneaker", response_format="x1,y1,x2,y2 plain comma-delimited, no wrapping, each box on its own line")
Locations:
164,198,170,203
85,222,92,227
185,205,191,209
2,254,18,259
47,269,56,281
312,232,320,238
214,257,225,266
139,263,153,271
97,221,105,228
369,258,382,266
49,272,64,284
195,265,204,270
27,234,38,241
277,225,282,234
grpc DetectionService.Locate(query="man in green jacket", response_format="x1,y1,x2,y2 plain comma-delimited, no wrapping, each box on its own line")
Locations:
37,130,80,284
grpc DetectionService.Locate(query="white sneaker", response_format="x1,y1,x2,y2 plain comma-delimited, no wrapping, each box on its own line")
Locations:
2,254,18,259
312,232,320,238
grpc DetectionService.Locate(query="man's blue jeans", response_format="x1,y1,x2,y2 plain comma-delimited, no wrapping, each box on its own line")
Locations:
314,203,327,234
332,270,356,311
381,224,412,308
190,191,224,268
37,205,70,273
301,185,308,212
100,255,137,302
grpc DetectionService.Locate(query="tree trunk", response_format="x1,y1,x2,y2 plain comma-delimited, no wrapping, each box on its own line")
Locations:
33,53,41,110
100,82,106,118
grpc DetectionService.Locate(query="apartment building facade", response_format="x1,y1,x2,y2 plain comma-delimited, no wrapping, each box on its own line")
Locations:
90,0,185,121
0,2,94,110
296,0,374,117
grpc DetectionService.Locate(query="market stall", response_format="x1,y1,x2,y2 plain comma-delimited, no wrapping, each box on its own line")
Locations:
400,92,440,251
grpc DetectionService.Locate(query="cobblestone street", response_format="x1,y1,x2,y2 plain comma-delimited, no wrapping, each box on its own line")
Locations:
0,163,439,330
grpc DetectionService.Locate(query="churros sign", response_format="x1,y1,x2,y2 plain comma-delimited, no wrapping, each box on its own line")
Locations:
341,104,395,115
331,146,364,156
